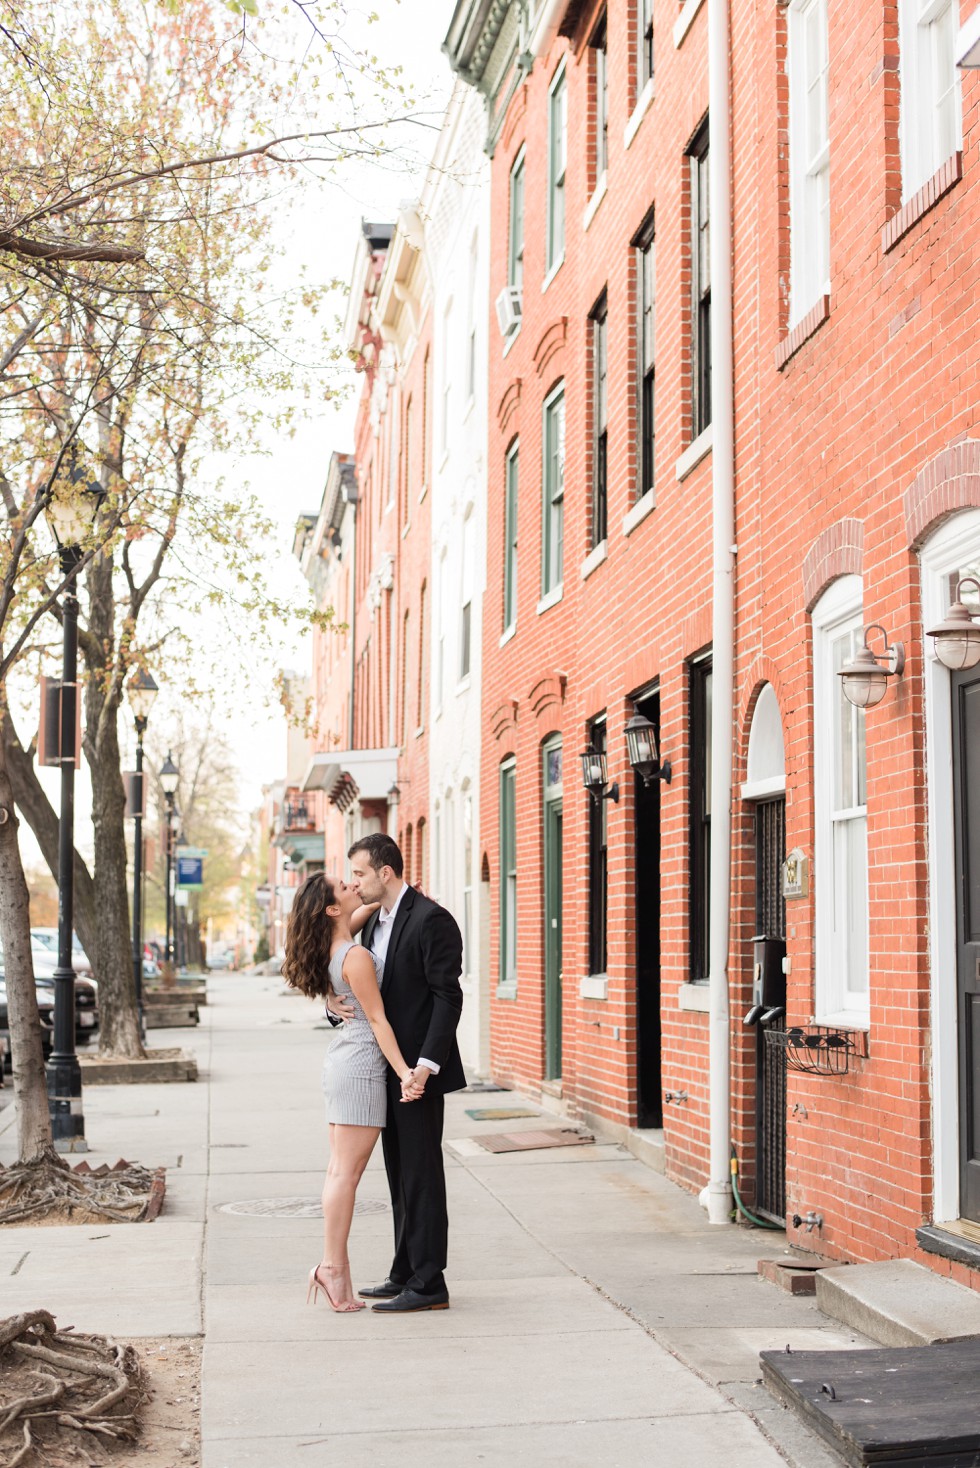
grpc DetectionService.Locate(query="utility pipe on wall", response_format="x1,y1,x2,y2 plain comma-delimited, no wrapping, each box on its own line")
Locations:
706,0,736,1225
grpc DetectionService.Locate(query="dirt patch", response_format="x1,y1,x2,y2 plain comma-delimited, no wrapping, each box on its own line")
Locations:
0,1319,200,1468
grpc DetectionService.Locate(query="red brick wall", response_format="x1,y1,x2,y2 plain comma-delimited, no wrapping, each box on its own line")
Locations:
477,0,980,1278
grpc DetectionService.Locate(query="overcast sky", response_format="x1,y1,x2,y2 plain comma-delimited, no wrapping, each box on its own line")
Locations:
18,0,458,874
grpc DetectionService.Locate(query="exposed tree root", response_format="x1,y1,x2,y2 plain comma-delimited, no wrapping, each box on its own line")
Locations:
0,1313,146,1466
0,1157,161,1225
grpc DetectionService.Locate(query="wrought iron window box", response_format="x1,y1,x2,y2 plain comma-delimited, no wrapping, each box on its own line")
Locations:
764,1024,867,1077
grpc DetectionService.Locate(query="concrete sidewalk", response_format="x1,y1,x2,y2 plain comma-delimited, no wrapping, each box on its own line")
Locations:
1,975,870,1466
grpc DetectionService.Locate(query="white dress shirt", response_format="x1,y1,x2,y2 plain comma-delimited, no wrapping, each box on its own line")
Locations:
372,883,440,1076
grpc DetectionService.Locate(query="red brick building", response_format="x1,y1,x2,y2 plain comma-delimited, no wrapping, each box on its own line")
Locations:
446,0,980,1286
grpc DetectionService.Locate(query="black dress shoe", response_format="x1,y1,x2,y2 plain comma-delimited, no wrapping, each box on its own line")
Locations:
372,1286,450,1313
357,1278,405,1299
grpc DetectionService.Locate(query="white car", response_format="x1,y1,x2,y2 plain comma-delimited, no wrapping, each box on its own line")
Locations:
31,928,94,977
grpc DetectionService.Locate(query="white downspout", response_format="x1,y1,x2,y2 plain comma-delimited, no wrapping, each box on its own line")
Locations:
706,0,735,1225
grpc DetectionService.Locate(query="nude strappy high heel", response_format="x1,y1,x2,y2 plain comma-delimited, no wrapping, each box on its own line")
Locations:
307,1264,365,1312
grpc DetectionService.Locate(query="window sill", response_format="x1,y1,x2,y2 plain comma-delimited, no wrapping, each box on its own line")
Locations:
674,0,706,49
401,520,411,540
675,424,713,482
623,488,655,537
499,623,517,647
580,974,608,1000
462,394,475,424
502,324,522,359
496,981,518,1001
536,583,564,615
455,675,472,696
678,982,710,1013
883,152,962,254
418,482,428,504
812,1011,870,1034
384,499,396,517
624,77,656,150
583,175,607,233
541,255,564,294
414,724,425,740
580,539,608,581
776,294,830,371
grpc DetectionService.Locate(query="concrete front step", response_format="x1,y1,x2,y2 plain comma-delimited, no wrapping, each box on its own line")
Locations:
624,1127,666,1174
816,1258,980,1347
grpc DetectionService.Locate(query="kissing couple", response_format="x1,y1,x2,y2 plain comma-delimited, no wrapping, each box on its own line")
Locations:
283,832,464,1314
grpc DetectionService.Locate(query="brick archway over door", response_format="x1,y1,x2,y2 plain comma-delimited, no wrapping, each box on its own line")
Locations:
904,440,980,550
802,518,864,611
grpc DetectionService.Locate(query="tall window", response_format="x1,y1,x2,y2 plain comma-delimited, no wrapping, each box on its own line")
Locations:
459,513,473,681
788,0,830,325
591,16,609,184
899,0,960,200
400,611,410,742
639,0,654,90
422,349,431,488
813,577,868,1022
547,65,567,272
402,395,412,525
499,759,517,991
690,655,713,982
436,551,447,708
466,233,478,400
416,579,426,731
590,294,608,547
588,717,608,976
688,123,711,438
504,441,519,631
542,384,565,595
440,304,452,460
462,786,473,979
508,149,525,300
635,214,656,501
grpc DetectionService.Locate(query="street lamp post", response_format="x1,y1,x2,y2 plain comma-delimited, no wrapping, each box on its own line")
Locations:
127,670,159,1037
159,753,179,965
43,448,106,1151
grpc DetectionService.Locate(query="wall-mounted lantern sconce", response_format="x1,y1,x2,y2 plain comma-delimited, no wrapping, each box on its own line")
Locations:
838,624,905,708
927,577,980,671
580,746,619,804
624,709,672,785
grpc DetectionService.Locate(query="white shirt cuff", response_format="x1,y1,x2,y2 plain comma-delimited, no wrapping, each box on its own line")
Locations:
418,1057,440,1075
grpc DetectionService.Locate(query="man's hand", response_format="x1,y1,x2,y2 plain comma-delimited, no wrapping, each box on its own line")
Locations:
325,993,355,1025
400,1064,433,1102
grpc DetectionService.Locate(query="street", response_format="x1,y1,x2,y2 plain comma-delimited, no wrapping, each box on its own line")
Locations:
0,975,868,1466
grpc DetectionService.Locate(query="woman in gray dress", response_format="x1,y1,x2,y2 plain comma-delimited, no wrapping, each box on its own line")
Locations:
282,872,416,1313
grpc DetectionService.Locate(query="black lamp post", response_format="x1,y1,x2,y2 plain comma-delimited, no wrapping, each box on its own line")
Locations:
159,753,179,965
43,448,106,1151
127,670,158,1036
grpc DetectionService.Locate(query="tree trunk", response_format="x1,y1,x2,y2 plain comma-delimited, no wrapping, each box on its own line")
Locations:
84,552,143,1060
0,737,58,1165
0,701,97,959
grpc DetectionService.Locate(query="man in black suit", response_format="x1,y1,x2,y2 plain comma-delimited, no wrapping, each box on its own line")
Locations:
345,832,464,1312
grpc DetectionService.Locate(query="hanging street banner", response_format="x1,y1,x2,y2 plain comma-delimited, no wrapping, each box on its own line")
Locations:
176,848,207,889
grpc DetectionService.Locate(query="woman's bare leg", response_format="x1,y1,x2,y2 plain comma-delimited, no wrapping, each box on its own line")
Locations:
318,1123,380,1308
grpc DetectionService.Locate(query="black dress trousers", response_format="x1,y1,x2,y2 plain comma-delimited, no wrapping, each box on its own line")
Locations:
381,1074,448,1295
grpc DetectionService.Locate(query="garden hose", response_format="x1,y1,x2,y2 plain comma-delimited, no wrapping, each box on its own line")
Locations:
730,1144,782,1229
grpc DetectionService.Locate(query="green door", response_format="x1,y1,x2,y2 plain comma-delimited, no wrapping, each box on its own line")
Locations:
543,740,563,1080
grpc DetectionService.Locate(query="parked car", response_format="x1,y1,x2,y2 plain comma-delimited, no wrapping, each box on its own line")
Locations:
31,928,94,977
207,947,234,971
0,945,99,1044
143,956,162,980
0,980,55,1072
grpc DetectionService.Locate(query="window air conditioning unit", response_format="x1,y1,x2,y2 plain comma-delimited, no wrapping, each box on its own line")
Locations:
495,284,523,338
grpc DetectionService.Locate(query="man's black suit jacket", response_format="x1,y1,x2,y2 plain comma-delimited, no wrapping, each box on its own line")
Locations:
362,887,465,1096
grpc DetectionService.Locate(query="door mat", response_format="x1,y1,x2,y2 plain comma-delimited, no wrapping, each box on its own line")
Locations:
474,1128,595,1154
761,1338,980,1466
464,1107,540,1121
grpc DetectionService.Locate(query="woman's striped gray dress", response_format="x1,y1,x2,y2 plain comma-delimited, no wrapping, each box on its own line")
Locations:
321,940,387,1127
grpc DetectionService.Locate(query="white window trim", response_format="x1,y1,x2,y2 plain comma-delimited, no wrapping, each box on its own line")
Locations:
624,76,656,150
813,574,870,1027
921,508,980,1222
898,0,961,202
787,0,831,329
546,61,567,274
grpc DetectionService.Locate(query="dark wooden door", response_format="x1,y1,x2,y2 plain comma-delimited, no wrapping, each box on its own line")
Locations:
635,692,662,1129
952,665,980,1222
755,796,787,1223
544,803,563,1080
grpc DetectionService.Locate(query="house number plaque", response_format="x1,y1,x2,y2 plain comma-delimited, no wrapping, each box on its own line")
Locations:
781,848,809,900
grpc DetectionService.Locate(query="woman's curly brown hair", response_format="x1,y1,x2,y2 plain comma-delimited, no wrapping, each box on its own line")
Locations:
281,872,337,999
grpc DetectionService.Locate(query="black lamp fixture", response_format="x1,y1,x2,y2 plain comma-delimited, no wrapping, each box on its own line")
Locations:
927,577,980,671
580,746,619,804
624,708,672,785
45,445,107,573
159,752,179,966
838,624,905,709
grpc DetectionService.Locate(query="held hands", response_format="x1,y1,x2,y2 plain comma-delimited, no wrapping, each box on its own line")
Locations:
400,1065,432,1103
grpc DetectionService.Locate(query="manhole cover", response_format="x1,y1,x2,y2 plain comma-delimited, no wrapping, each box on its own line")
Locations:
219,1197,388,1218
